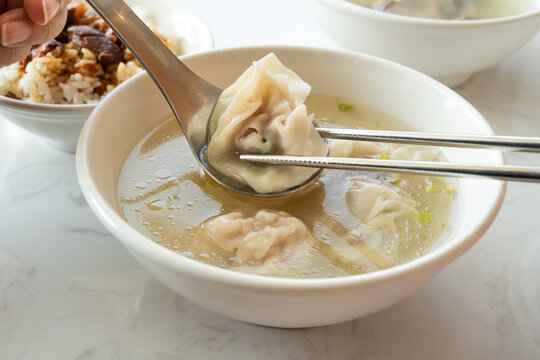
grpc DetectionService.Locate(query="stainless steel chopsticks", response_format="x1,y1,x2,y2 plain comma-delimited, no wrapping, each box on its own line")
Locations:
239,128,540,182
316,127,540,152
239,155,540,183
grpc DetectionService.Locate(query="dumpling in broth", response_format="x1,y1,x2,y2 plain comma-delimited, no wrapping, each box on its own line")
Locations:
207,53,328,194
390,145,440,161
329,139,391,158
330,139,440,162
194,209,312,263
345,178,418,232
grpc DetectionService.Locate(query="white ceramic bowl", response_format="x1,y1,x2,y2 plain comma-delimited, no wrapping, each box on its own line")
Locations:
310,0,540,87
76,46,506,328
0,0,213,152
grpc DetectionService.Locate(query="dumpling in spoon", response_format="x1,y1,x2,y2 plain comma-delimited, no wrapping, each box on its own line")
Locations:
345,178,418,232
207,53,328,194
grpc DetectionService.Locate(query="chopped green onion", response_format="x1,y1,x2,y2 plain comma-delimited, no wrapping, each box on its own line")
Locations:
419,211,433,223
425,182,439,194
166,193,180,205
337,103,355,112
262,137,267,143
444,184,456,194
389,176,402,186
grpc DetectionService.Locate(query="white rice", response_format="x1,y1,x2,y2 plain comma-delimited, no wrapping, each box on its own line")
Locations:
0,51,144,105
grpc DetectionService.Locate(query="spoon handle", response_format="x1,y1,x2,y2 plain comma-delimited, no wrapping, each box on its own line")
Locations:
85,0,220,143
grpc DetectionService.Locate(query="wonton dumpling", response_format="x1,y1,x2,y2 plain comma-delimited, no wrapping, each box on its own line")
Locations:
329,139,393,158
195,210,312,263
390,145,440,161
207,53,328,194
330,140,440,162
345,178,418,231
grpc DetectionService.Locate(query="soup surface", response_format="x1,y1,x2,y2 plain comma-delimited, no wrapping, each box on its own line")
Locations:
348,0,536,20
118,94,457,278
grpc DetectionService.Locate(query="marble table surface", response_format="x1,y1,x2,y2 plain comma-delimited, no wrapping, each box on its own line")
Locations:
1,1,539,359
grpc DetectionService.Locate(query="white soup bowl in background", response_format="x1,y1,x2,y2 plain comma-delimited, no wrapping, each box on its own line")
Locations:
76,46,506,328
0,0,213,152
310,0,540,87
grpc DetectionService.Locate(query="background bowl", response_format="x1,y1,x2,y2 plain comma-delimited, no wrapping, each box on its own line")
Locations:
310,0,540,87
76,46,506,328
0,0,213,152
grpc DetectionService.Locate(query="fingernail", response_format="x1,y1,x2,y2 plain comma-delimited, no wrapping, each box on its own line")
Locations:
2,22,32,46
41,0,59,25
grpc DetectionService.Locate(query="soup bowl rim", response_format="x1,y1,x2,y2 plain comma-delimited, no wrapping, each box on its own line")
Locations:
76,45,507,291
317,0,540,27
0,95,96,111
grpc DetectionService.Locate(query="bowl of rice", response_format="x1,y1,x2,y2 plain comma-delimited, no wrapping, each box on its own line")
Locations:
0,0,213,152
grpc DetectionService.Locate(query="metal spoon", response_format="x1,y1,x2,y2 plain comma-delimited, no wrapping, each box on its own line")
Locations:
85,0,315,197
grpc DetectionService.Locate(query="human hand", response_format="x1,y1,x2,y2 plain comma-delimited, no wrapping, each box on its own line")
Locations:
0,0,70,67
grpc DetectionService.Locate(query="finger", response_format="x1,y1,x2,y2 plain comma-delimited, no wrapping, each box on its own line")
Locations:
24,0,60,26
0,43,31,66
0,9,32,46
5,0,68,26
0,7,67,47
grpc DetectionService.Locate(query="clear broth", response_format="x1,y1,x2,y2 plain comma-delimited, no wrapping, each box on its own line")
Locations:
118,94,457,278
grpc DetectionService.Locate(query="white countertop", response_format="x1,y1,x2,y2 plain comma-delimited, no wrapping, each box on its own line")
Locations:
1,0,539,358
